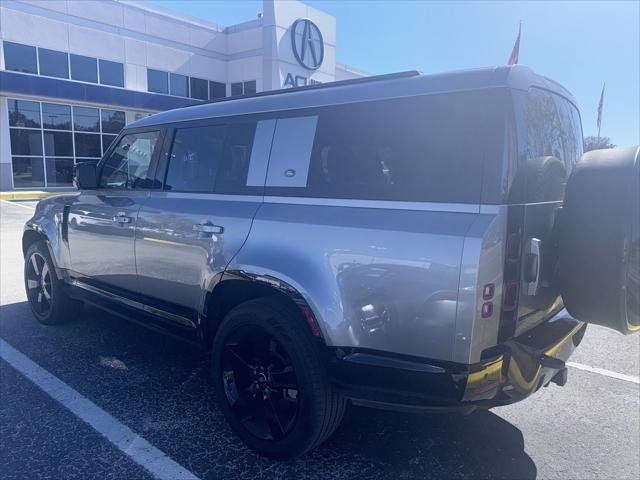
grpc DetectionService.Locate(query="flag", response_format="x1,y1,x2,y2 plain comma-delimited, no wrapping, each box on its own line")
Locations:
508,22,521,65
597,83,605,131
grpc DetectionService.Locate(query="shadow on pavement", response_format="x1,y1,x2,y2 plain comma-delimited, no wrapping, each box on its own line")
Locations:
0,301,537,480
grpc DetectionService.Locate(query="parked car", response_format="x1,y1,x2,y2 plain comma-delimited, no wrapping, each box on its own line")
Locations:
23,65,639,458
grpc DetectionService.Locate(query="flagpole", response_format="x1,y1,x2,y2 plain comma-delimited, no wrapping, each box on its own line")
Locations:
597,83,605,144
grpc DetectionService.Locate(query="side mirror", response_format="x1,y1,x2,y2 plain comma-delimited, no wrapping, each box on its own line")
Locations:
74,162,98,189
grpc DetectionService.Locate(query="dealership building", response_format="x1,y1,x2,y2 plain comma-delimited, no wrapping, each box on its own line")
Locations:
0,0,366,191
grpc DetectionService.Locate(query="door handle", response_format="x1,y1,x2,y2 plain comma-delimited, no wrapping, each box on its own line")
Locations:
112,212,132,224
193,222,224,234
524,238,541,295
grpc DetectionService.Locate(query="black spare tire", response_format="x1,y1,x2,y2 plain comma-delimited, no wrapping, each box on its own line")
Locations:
558,146,640,334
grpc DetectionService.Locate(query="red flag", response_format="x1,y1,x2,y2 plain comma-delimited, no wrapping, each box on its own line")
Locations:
508,22,521,65
597,83,605,131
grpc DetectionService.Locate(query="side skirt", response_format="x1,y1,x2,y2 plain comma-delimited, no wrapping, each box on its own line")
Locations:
64,278,204,348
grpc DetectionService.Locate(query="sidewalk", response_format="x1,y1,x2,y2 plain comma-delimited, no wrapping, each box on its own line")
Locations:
0,190,75,201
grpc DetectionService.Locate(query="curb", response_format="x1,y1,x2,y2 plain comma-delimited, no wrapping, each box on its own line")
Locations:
0,191,75,200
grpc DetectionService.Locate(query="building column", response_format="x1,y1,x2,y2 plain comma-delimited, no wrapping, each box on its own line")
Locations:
0,97,13,190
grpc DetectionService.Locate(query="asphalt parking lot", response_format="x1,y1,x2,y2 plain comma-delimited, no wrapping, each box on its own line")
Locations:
1,198,639,480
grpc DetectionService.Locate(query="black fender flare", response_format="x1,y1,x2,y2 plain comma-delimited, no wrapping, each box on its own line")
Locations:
201,269,324,344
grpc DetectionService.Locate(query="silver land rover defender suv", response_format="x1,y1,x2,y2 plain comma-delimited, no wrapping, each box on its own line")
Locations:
23,66,640,458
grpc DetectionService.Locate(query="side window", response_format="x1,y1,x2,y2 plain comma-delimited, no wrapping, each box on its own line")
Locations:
216,122,257,194
99,131,160,189
265,93,488,203
164,125,226,193
163,122,257,194
520,88,584,202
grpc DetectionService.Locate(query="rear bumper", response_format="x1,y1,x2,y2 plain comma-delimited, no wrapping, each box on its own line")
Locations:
328,308,586,412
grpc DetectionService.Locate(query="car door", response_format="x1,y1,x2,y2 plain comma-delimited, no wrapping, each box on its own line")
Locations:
134,117,273,324
67,129,163,294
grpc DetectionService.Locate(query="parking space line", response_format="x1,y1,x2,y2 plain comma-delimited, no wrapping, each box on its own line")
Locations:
0,199,36,210
0,338,200,480
567,361,640,384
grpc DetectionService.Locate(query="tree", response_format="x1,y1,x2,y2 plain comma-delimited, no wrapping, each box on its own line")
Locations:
584,135,615,152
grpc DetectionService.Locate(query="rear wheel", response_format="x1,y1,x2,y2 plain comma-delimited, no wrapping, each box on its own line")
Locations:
24,240,81,325
211,297,345,458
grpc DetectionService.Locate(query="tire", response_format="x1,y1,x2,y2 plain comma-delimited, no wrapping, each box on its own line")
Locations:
211,296,346,458
24,240,82,325
558,146,640,334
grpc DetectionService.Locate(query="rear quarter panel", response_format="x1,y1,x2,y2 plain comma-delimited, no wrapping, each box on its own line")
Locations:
230,201,477,362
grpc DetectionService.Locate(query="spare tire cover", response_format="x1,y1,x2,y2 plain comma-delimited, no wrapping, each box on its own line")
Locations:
558,146,640,334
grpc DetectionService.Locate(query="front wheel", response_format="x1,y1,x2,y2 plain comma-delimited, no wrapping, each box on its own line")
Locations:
211,297,346,458
24,240,81,325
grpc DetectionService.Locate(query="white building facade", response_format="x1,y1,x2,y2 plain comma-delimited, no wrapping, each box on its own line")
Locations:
0,0,366,190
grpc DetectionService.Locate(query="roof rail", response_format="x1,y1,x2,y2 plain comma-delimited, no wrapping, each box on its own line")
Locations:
187,70,422,108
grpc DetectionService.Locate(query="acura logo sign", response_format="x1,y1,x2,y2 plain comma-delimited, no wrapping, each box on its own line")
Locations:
291,18,324,70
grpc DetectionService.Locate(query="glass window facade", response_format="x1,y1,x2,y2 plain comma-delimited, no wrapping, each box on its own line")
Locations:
101,109,125,134
10,129,43,156
38,48,69,79
2,42,125,87
12,157,45,188
169,73,189,97
99,59,124,87
209,81,226,100
147,69,169,94
42,103,72,130
243,80,257,95
190,77,208,100
231,82,243,97
3,42,37,74
74,132,102,158
43,131,73,157
46,158,75,187
231,81,257,97
7,98,127,188
70,54,98,83
8,100,41,128
146,68,228,101
73,106,100,132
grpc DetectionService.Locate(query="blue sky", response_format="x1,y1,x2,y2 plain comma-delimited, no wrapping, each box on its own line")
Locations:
150,0,639,147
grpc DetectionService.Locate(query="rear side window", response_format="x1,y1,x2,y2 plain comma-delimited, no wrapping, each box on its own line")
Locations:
163,122,257,194
265,92,493,203
512,88,583,203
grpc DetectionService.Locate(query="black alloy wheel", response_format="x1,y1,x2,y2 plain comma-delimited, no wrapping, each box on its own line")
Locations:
212,297,346,458
24,240,81,325
221,325,299,441
26,251,53,317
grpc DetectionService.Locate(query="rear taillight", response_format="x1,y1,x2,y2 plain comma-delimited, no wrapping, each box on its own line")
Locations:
502,281,520,311
497,206,525,342
506,231,522,262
